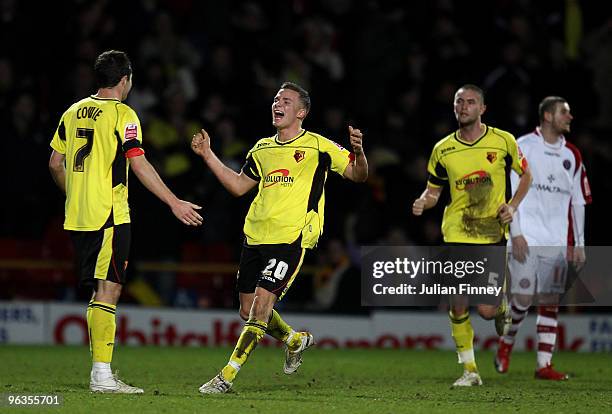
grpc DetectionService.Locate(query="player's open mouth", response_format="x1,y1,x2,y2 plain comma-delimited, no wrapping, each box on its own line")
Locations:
273,110,285,121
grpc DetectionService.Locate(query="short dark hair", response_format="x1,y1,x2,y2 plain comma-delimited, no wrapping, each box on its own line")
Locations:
94,50,132,89
280,81,311,114
538,96,567,122
456,84,485,105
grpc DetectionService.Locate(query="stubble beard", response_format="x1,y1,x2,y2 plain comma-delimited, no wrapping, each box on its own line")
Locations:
457,116,477,129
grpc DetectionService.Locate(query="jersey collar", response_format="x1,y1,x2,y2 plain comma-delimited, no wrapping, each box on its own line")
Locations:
90,95,120,102
535,126,565,149
453,124,488,147
275,129,307,145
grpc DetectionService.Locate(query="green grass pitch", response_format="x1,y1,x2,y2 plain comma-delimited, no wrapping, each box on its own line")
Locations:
2,346,611,413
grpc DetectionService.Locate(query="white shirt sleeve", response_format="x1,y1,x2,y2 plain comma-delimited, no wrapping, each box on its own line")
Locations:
571,164,587,206
510,210,523,237
571,203,585,246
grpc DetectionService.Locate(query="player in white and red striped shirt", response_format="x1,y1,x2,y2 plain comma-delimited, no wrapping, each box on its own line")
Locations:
494,96,592,380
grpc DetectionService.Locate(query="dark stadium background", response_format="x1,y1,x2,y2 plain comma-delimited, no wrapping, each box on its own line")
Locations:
1,0,611,311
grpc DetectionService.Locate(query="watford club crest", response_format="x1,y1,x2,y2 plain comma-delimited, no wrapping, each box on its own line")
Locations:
294,150,305,163
486,152,497,163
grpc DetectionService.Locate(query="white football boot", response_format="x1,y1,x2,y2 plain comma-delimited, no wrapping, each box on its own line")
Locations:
90,371,144,394
452,370,483,387
199,374,232,394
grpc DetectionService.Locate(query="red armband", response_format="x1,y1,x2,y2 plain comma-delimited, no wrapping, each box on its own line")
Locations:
125,148,145,158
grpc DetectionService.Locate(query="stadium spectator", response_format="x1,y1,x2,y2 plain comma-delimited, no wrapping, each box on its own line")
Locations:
583,18,612,129
308,238,361,313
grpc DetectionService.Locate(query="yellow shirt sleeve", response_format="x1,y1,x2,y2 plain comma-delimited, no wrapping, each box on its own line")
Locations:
426,146,447,187
117,105,143,146
318,135,352,175
50,115,67,154
506,134,528,175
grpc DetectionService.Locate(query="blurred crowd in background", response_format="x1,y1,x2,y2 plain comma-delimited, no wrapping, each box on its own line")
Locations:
1,0,611,311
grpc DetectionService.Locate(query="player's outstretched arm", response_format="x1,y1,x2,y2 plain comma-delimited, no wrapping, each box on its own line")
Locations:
49,150,67,194
498,166,532,224
343,125,368,182
129,155,203,226
412,185,442,216
191,129,257,196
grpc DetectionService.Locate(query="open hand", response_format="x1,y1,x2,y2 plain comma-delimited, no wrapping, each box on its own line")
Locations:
171,200,203,226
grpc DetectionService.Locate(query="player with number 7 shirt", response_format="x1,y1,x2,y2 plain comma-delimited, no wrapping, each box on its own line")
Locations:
49,50,203,394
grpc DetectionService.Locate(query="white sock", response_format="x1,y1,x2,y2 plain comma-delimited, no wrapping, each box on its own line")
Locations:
458,349,475,365
92,362,112,378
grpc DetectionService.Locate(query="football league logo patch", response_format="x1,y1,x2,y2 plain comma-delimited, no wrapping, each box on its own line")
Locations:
563,159,571,170
294,150,305,163
125,123,138,140
486,152,497,163
331,140,346,151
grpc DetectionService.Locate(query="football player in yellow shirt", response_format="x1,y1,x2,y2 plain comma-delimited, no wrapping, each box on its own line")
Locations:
192,82,368,394
412,84,531,386
49,50,202,394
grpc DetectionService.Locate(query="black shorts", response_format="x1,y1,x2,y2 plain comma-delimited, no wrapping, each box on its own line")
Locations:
440,241,507,306
237,240,306,300
69,223,131,289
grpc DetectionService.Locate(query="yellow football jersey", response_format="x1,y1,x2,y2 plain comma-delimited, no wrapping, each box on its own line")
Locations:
50,96,144,231
242,130,352,248
427,125,527,244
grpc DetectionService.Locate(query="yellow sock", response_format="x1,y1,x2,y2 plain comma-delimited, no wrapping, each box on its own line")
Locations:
88,301,117,363
221,318,268,382
286,332,304,352
449,311,478,372
267,309,293,343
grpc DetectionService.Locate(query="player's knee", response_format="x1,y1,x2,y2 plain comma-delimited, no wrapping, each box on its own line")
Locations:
537,293,559,306
451,304,468,318
477,304,497,320
239,308,250,321
513,294,533,308
251,294,274,321
95,280,122,304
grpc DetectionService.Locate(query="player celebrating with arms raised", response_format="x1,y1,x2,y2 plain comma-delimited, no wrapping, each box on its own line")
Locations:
192,82,368,394
412,84,532,386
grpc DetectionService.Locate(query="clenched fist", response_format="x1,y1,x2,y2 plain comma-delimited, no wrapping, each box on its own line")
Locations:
191,129,211,158
348,125,364,155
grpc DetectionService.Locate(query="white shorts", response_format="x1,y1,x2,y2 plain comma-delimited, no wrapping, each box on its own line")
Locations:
508,249,568,295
